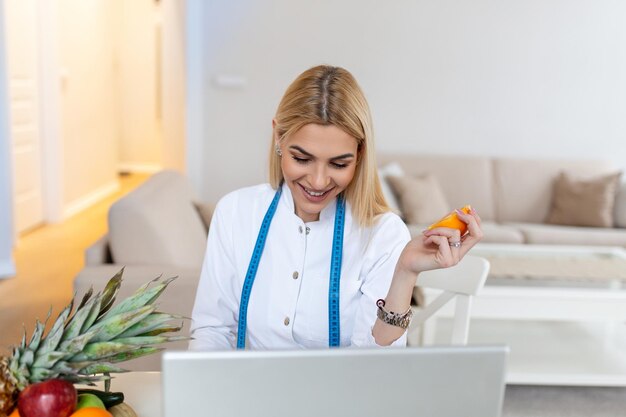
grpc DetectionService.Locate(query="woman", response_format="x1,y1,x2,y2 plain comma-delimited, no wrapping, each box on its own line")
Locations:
189,65,482,350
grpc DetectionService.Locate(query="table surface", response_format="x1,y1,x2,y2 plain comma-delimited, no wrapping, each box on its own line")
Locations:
87,372,162,417
424,243,626,386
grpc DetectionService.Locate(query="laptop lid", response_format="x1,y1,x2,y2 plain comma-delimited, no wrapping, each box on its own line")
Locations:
162,345,508,417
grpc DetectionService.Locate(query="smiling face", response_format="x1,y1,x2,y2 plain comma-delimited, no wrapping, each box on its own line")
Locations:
276,123,359,223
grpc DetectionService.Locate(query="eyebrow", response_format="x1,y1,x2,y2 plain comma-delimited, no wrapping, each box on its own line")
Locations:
289,145,355,160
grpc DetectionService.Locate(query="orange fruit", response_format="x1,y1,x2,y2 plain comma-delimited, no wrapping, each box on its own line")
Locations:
8,407,20,417
69,407,113,417
428,205,472,235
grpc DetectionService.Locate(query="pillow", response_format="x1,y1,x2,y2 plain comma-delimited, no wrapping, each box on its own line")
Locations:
377,162,404,215
615,181,626,228
546,171,622,228
386,174,450,224
194,201,215,233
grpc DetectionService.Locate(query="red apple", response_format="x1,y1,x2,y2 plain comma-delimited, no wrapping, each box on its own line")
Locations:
17,379,77,417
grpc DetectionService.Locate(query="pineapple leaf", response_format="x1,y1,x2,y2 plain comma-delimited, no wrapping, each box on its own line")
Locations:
37,304,72,354
18,349,34,368
98,268,124,318
30,367,56,383
28,320,46,352
143,277,178,306
88,305,155,343
32,351,66,369
20,326,26,349
113,335,189,346
69,342,137,362
103,276,175,319
63,295,100,341
76,286,94,311
116,313,183,338
59,329,98,358
80,293,103,333
64,374,111,385
105,346,164,363
137,322,183,337
80,363,128,375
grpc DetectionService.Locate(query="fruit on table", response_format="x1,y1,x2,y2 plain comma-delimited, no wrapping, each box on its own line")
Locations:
0,269,188,416
7,407,20,416
428,205,472,235
17,379,77,417
76,393,105,410
69,408,113,417
76,390,124,409
107,403,137,417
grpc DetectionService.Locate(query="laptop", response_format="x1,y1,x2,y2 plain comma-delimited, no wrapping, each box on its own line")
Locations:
162,345,508,417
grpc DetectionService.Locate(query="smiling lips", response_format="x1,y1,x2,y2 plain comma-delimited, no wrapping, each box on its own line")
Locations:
298,183,334,202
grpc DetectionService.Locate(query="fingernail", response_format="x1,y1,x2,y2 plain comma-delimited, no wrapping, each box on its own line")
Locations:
455,209,464,215
422,229,429,234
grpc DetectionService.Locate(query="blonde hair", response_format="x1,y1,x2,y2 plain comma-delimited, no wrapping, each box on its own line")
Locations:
269,65,389,227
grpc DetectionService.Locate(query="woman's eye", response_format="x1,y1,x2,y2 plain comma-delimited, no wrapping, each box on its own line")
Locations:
292,156,310,164
331,162,348,169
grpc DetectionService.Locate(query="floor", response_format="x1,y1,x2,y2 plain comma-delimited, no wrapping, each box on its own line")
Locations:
0,173,149,356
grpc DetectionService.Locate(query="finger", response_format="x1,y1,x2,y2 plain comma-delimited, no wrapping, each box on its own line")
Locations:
423,227,462,243
469,206,482,226
424,235,455,268
458,216,483,258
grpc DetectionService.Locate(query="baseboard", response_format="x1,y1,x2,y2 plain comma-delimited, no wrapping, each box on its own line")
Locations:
117,162,163,174
0,258,16,279
63,180,120,220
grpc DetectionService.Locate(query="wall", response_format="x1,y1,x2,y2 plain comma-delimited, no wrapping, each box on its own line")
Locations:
58,0,120,215
193,0,626,203
117,0,163,173
162,0,186,171
0,0,16,278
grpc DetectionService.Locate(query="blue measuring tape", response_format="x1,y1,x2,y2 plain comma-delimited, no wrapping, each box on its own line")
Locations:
237,187,345,349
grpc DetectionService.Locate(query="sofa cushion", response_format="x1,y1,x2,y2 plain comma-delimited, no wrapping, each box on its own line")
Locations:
387,174,450,224
406,221,525,244
108,170,207,269
506,222,626,247
615,181,626,228
377,154,495,221
493,158,614,223
378,162,404,214
546,171,621,228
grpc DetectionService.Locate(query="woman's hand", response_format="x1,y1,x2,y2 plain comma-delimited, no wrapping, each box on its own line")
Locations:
397,207,483,277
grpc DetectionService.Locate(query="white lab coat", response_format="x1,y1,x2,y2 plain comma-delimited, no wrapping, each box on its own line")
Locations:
189,182,411,350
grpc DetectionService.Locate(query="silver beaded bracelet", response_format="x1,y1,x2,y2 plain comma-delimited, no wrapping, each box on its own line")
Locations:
376,299,413,329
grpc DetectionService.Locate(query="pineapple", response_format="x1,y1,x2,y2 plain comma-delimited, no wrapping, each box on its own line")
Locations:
0,269,187,416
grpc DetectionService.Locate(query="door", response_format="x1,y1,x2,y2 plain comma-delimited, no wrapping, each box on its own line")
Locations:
4,0,44,233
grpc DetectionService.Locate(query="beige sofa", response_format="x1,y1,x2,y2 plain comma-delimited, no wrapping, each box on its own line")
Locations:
377,154,626,247
74,155,626,370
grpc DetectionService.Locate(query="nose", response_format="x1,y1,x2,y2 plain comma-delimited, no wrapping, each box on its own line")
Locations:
309,163,330,190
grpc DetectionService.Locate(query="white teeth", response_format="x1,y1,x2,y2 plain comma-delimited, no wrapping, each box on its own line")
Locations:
304,188,326,197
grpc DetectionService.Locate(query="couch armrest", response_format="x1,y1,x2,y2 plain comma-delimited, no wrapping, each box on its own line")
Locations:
85,235,113,265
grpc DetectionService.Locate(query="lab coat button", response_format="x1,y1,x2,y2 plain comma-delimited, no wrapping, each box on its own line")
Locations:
284,317,290,326
292,271,299,279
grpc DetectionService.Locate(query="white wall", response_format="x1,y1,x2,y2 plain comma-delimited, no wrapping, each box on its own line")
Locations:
162,0,186,171
117,0,163,173
0,0,16,278
193,0,626,203
58,0,120,213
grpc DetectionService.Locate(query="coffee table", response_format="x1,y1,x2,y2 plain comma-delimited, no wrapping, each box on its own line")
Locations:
420,243,626,386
